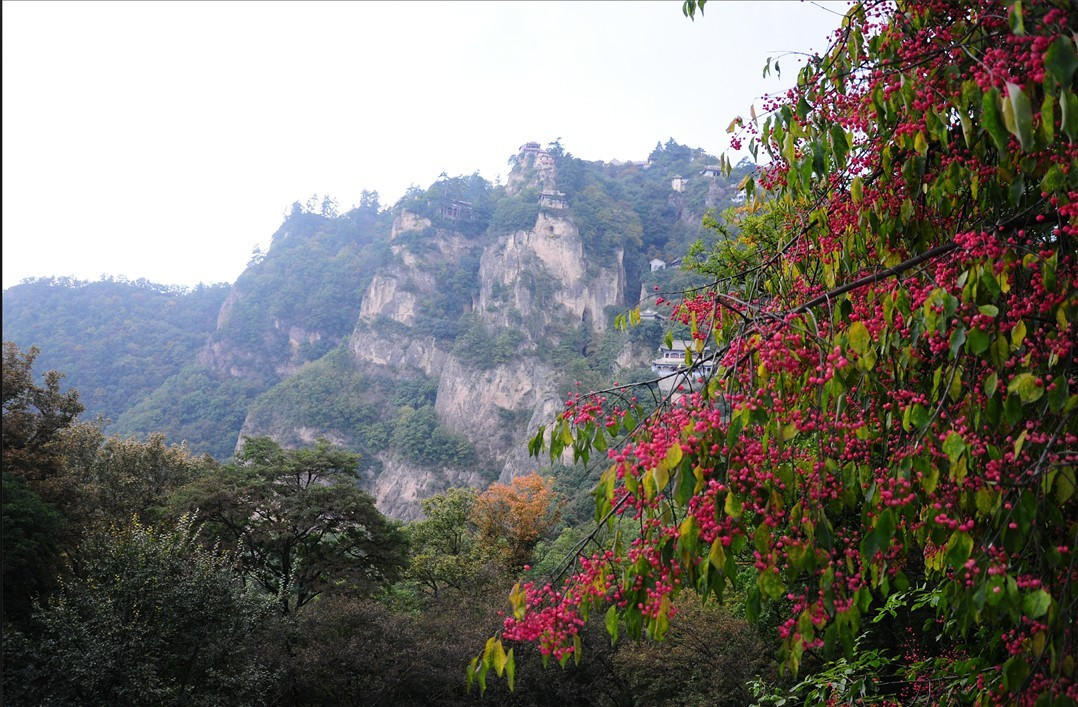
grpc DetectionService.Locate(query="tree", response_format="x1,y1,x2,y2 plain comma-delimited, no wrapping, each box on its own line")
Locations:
481,1,1077,704
320,195,338,218
1,516,274,706
2,342,83,483
52,426,214,533
173,437,407,613
405,488,494,598
474,473,562,570
2,343,85,621
359,188,380,212
1,472,66,623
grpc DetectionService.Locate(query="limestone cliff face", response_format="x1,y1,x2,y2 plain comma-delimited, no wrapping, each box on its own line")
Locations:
390,211,432,240
434,355,563,482
197,285,263,379
365,451,486,521
477,211,625,337
348,330,445,378
358,274,419,327
348,210,478,377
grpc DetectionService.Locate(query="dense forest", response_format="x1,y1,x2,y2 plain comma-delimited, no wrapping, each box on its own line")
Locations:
4,0,1076,705
2,343,771,705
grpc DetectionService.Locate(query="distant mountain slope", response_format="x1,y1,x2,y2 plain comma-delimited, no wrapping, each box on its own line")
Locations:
2,278,229,423
112,202,392,459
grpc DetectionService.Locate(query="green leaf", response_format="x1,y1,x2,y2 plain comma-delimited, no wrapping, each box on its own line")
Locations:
975,486,999,516
913,130,928,155
848,321,870,355
1008,372,1044,403
1063,90,1078,143
724,493,743,519
665,443,683,469
982,89,1009,151
1011,319,1027,349
1022,589,1051,619
757,568,784,599
874,508,896,543
967,327,990,355
1041,93,1055,144
678,516,699,566
477,657,489,694
851,175,863,204
1044,36,1078,88
943,432,966,463
653,595,672,640
921,464,939,494
1041,164,1064,194
605,605,619,645
1003,656,1029,691
945,530,973,569
830,125,849,167
725,412,744,450
949,325,967,358
900,197,914,224
506,649,515,691
1047,376,1069,413
1006,83,1034,151
910,403,929,429
709,537,727,570
1008,0,1024,35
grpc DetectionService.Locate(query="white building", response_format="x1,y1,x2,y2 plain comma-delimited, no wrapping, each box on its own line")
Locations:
652,339,716,393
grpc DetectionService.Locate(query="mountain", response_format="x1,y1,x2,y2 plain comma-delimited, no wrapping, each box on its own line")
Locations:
1,277,230,423
2,139,748,519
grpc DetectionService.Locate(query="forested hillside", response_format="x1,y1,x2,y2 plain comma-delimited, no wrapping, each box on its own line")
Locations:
2,278,229,422
2,139,745,518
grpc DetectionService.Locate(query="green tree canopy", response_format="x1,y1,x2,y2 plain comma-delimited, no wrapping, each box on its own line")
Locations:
172,437,407,613
2,517,274,706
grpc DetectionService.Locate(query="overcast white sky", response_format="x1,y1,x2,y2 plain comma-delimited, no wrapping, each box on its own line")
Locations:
2,1,845,290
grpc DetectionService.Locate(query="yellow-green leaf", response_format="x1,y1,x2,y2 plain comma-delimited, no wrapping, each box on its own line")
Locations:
725,493,743,519
848,321,870,355
1008,372,1044,403
1007,82,1034,151
709,537,727,569
493,640,508,677
665,443,683,469
1011,320,1027,349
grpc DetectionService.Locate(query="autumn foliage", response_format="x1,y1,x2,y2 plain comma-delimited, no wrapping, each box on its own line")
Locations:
474,472,562,570
476,1,1078,703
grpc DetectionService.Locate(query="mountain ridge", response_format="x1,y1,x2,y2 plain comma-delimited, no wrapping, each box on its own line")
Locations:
3,139,749,519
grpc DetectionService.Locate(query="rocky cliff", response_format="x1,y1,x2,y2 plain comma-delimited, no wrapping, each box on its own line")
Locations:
15,140,745,520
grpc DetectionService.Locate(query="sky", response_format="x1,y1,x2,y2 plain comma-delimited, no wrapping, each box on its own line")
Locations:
2,1,847,290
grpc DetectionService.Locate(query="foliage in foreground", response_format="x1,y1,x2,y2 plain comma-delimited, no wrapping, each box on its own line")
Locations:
481,1,1078,704
2,517,274,706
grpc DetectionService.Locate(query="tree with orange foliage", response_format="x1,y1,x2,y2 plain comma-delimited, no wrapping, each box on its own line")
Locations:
473,473,562,570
